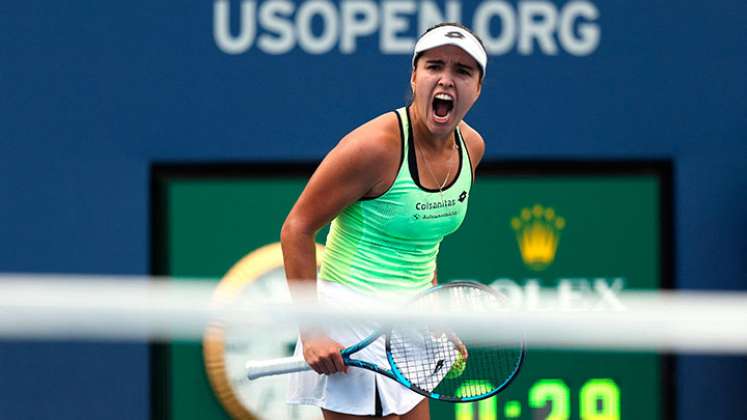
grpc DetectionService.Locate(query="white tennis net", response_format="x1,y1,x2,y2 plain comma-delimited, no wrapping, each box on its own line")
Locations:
1,273,746,354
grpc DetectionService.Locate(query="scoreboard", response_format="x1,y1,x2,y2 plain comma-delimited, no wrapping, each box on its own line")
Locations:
152,161,672,420
431,163,673,419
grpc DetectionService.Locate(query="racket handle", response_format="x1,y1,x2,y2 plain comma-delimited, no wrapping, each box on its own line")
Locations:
246,356,311,380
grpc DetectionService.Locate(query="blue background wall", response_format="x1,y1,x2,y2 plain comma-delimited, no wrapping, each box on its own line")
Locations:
1,1,744,418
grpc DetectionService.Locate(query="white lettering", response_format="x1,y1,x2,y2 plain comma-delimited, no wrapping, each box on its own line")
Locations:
559,1,600,56
258,0,295,54
214,0,256,54
381,0,416,54
473,1,516,55
212,0,601,56
524,279,555,311
519,1,558,55
491,279,524,309
593,278,626,310
558,278,594,311
297,0,338,54
489,277,627,311
418,0,462,35
340,0,379,54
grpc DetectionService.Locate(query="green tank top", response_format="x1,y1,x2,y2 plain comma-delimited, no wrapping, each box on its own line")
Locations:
319,107,473,294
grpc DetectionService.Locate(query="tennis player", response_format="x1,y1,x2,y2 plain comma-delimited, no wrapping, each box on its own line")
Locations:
281,22,487,420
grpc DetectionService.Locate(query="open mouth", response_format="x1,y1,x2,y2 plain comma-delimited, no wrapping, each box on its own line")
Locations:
432,93,454,120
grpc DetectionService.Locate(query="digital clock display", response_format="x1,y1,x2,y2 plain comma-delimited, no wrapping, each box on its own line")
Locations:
153,163,671,420
432,351,657,420
453,377,621,419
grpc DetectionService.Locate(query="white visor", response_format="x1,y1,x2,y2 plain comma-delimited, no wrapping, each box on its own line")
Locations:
412,25,487,78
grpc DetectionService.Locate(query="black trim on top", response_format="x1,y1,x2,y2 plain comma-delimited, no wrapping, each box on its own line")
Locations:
405,107,463,193
360,110,405,201
456,126,474,185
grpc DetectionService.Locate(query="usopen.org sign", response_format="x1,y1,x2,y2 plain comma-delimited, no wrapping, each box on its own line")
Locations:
214,0,601,56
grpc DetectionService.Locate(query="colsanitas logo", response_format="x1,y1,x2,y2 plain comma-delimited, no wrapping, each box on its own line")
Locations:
416,198,457,211
214,0,600,56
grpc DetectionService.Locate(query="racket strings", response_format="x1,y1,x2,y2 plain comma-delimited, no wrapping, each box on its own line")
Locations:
388,284,524,400
389,328,457,392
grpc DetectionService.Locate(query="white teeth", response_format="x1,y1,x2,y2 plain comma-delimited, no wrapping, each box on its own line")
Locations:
435,93,453,101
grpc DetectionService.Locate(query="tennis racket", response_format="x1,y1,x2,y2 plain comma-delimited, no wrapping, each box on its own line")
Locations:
245,281,525,402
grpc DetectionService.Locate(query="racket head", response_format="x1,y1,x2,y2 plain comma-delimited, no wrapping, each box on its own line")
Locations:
385,281,525,402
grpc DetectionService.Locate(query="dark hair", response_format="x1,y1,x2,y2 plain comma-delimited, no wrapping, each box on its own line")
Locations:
412,22,487,80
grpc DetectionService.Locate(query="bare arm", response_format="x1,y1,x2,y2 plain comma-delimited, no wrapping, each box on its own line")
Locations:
280,114,399,374
281,136,384,304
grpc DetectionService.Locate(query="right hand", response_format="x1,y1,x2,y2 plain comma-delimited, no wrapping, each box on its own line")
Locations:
301,333,348,375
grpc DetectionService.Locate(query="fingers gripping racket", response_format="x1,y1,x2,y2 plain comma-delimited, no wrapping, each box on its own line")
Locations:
245,281,525,402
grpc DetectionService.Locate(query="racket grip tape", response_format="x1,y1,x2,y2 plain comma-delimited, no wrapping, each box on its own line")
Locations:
245,356,311,380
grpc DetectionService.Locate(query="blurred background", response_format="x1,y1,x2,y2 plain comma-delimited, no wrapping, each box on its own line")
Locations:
1,1,744,419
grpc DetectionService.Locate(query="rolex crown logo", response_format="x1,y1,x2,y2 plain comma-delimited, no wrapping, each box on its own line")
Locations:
511,204,566,271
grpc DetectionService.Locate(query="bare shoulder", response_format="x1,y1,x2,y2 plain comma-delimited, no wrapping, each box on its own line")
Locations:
336,111,400,161
459,120,486,169
286,112,402,232
320,111,401,197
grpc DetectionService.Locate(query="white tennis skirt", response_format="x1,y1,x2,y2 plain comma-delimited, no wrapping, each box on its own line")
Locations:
287,280,425,416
